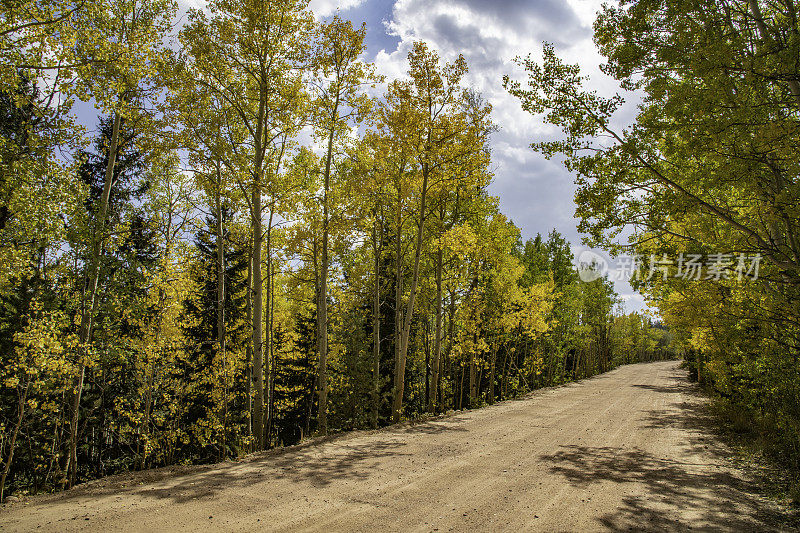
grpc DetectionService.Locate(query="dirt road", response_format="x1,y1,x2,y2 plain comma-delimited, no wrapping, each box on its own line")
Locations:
0,361,791,532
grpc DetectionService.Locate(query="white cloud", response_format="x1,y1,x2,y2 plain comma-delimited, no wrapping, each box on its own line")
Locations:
309,0,367,18
177,0,207,13
565,0,607,27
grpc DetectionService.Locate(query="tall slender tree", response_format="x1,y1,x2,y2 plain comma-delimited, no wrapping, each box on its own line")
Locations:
180,0,313,449
310,15,375,434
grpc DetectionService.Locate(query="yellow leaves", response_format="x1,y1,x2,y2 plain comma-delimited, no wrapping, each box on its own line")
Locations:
406,41,467,101
74,0,177,114
442,224,479,257
689,327,714,353
516,277,556,339
14,307,69,368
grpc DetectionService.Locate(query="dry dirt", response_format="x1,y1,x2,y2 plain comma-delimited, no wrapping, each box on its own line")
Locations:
0,361,793,532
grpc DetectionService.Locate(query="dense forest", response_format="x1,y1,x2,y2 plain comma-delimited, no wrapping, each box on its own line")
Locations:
0,0,675,500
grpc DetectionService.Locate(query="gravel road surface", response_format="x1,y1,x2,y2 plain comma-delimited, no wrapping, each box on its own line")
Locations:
0,361,790,532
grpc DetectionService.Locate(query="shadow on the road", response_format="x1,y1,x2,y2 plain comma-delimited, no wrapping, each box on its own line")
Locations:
539,368,792,532
121,439,409,503
44,417,470,506
539,444,778,531
630,383,685,394
271,439,410,487
398,418,469,435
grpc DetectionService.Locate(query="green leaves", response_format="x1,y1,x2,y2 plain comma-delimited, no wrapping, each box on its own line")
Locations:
74,0,177,116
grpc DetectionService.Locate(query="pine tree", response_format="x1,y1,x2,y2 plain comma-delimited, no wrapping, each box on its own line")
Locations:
272,313,316,446
180,208,247,461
